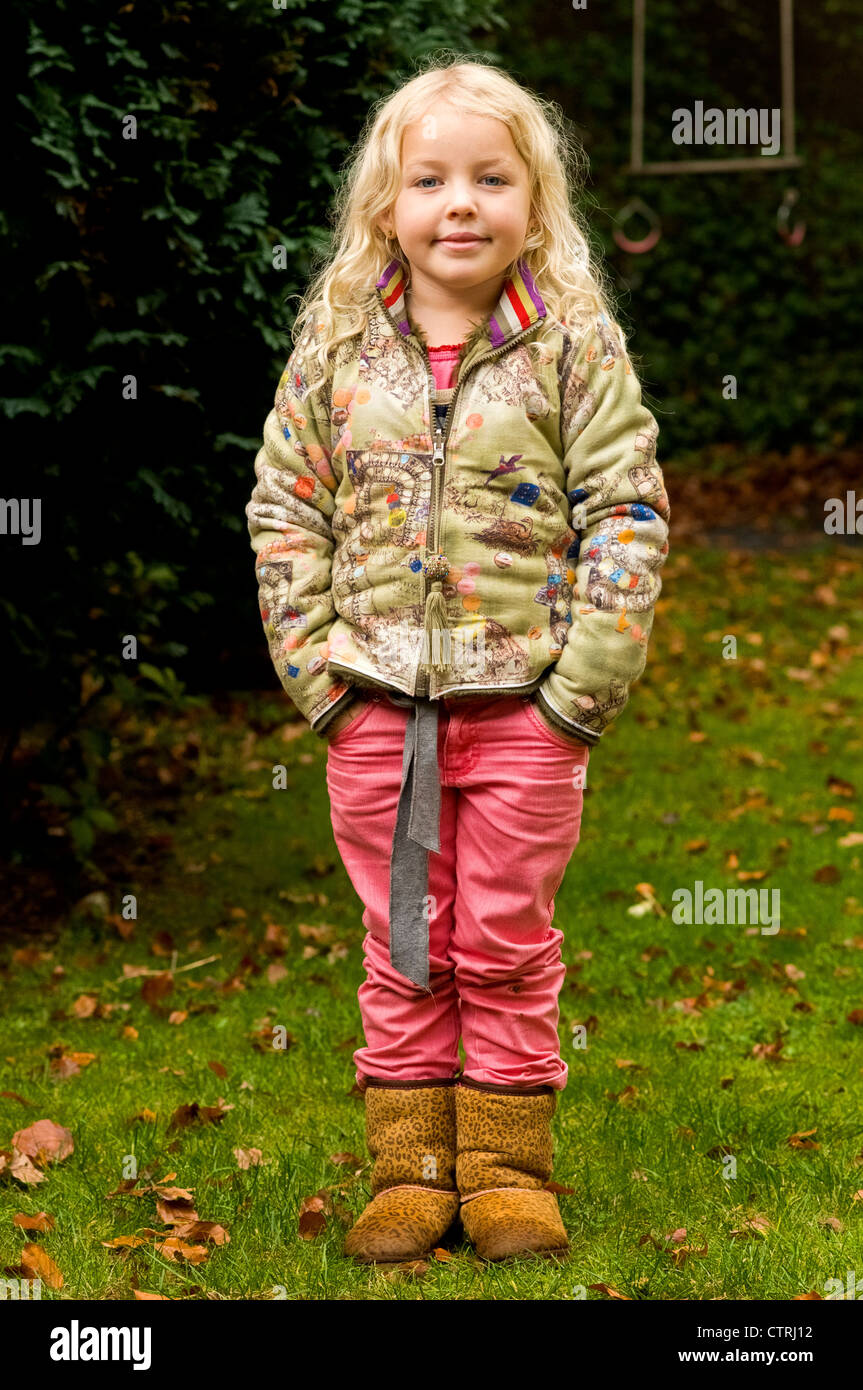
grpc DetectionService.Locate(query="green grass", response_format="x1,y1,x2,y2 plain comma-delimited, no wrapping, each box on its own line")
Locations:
1,539,862,1300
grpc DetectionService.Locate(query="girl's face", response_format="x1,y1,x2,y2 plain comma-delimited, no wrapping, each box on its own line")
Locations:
380,102,533,299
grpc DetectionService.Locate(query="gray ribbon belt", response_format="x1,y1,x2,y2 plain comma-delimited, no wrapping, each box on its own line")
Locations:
385,694,441,990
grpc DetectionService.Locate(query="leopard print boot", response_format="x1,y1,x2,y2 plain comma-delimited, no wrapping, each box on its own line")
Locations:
343,1078,460,1264
455,1078,570,1261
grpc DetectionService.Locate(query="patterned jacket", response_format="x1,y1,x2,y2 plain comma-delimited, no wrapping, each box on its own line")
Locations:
246,257,670,743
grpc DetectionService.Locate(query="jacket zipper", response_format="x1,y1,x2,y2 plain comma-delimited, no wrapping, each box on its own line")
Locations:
409,325,540,697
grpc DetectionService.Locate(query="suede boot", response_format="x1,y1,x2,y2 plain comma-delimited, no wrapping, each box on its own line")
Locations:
455,1077,570,1261
343,1079,460,1264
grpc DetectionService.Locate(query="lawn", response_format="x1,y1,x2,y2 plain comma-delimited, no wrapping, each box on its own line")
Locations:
2,537,862,1300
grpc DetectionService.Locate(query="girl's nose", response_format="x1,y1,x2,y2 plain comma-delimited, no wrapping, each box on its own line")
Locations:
444,185,479,216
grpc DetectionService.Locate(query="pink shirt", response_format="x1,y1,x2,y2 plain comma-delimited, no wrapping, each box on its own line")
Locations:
427,343,463,391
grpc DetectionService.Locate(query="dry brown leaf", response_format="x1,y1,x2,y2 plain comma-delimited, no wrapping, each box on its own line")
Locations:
0,1091,34,1106
154,1237,209,1264
729,1215,772,1238
20,1243,63,1288
72,995,99,1019
156,1198,199,1226
13,1211,55,1232
141,973,174,1009
167,1102,230,1132
828,776,855,798
169,1221,229,1245
153,1185,195,1202
13,1119,74,1163
328,1151,363,1170
297,923,338,945
234,1148,265,1169
8,1149,47,1185
788,1128,819,1150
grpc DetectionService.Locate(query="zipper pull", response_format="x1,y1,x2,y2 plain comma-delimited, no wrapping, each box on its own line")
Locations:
433,427,445,465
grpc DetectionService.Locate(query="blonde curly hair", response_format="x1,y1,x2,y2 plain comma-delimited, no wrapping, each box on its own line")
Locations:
288,51,632,391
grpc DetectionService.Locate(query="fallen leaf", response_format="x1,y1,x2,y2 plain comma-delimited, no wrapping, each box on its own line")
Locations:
168,1102,230,1132
788,1128,819,1150
234,1148,265,1169
828,776,855,798
0,1091,33,1106
13,1211,55,1232
154,1237,209,1264
156,1198,199,1226
20,1243,63,1288
814,865,841,884
13,1119,74,1163
8,1150,47,1185
129,1109,157,1124
141,973,174,1009
72,995,99,1019
169,1221,229,1245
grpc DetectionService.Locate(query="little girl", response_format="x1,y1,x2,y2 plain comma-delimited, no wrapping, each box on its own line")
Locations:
246,58,670,1265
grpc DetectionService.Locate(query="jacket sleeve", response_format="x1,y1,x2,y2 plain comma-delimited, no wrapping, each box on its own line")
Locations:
245,336,358,736
535,316,670,744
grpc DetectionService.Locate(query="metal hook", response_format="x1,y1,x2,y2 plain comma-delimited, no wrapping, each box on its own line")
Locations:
777,186,806,246
612,196,662,254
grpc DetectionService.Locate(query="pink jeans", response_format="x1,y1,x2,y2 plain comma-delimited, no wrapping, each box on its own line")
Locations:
325,692,590,1092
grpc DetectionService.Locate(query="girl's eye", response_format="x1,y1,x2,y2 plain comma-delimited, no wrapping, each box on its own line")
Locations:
414,175,507,188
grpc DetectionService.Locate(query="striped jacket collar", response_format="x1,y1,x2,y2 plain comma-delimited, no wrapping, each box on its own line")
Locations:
375,255,546,350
